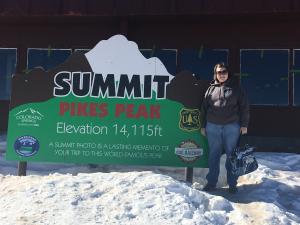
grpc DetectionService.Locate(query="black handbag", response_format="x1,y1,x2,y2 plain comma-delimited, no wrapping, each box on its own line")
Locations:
229,135,258,176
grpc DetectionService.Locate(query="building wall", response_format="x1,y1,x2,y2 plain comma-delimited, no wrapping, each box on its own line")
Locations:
0,3,300,151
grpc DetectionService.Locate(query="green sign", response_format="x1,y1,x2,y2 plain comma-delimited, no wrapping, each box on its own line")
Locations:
7,35,209,167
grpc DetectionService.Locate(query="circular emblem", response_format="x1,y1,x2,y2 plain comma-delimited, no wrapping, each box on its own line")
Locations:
14,136,40,157
175,140,203,163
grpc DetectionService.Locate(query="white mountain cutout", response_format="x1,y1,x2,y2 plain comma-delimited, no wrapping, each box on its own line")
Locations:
85,34,174,94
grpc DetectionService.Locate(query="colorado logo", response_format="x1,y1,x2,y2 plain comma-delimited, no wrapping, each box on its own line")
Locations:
14,136,40,157
175,140,203,163
15,108,44,127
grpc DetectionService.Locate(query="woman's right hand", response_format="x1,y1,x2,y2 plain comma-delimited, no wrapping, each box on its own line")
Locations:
200,128,206,136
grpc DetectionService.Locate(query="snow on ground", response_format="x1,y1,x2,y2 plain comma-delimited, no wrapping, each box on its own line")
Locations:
0,133,300,225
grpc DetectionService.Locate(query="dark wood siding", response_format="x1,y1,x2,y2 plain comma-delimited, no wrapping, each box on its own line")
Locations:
0,0,299,16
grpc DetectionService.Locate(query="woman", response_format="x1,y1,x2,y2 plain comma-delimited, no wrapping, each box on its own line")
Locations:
200,63,249,194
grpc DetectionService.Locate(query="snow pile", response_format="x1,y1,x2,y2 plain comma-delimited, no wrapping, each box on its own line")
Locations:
0,171,238,225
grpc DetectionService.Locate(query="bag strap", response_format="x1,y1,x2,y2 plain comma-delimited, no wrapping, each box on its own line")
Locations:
236,133,248,148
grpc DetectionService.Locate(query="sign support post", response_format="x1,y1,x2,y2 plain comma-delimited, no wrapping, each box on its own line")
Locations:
185,167,193,183
18,161,27,176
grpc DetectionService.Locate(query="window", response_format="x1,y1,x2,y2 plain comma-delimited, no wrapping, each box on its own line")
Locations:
140,49,177,75
74,49,90,54
240,49,289,105
293,50,300,106
178,49,228,80
27,48,72,70
0,48,17,100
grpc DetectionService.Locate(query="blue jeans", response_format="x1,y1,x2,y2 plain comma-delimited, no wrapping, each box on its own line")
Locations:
205,121,240,187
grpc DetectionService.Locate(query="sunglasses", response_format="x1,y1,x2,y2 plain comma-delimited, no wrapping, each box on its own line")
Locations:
216,70,228,75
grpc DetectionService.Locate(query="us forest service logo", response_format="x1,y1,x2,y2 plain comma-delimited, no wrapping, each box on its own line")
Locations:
175,140,203,163
179,108,200,131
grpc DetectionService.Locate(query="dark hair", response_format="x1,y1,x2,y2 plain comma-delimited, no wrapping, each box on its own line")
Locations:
213,62,231,80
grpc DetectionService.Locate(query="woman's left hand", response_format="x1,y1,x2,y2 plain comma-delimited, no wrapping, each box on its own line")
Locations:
240,127,248,134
